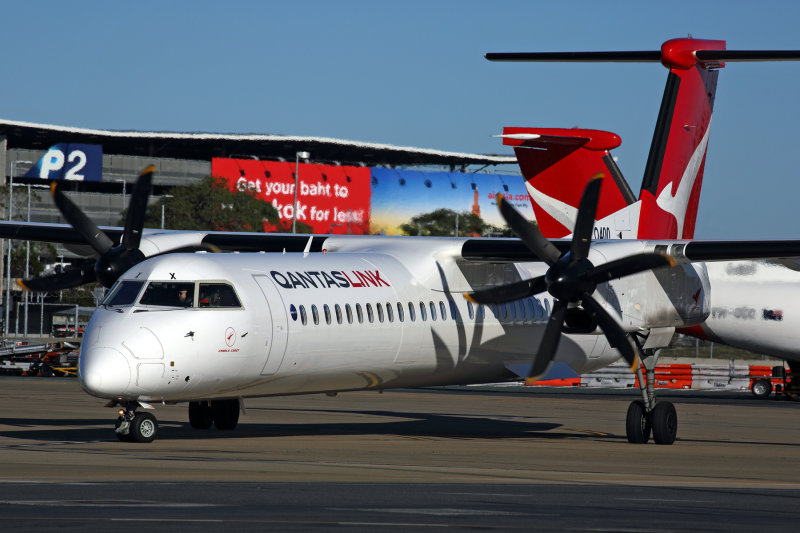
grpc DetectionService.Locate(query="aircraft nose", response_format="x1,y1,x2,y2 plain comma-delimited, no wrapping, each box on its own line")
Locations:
79,347,132,398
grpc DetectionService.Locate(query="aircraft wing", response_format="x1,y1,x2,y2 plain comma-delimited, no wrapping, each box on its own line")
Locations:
461,238,800,263
0,221,325,254
0,221,123,246
4,220,800,264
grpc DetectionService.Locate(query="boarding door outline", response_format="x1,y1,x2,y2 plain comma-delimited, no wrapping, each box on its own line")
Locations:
253,275,289,375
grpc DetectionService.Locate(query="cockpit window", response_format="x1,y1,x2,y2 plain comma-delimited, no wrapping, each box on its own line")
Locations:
103,280,145,306
198,283,242,308
139,282,196,307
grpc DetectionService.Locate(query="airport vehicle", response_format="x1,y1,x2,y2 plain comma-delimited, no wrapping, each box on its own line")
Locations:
0,340,77,376
749,365,799,399
499,38,800,383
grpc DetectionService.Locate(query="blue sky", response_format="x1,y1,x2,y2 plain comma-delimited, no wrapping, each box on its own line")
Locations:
2,1,799,239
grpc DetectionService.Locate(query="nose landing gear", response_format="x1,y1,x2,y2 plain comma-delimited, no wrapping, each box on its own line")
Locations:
114,403,158,443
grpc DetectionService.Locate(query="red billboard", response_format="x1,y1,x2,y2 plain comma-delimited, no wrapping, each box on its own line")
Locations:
212,158,372,234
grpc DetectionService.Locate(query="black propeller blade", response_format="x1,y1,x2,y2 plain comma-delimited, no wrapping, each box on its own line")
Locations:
19,166,155,291
51,181,114,256
121,166,153,252
465,176,675,380
497,194,561,266
16,259,98,292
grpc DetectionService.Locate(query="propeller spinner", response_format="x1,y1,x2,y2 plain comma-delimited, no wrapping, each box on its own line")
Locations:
464,174,675,380
17,165,155,292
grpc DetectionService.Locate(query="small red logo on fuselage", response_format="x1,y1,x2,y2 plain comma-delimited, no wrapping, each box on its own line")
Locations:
225,327,236,347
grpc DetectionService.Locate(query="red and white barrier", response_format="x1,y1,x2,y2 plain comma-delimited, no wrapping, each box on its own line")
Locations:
526,361,779,391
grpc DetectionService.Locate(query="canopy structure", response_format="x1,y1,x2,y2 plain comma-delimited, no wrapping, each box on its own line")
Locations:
0,119,516,169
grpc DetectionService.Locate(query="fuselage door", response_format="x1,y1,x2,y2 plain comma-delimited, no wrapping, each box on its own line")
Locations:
253,274,289,375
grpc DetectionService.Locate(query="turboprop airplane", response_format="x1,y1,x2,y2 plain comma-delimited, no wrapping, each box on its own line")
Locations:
493,37,800,395
6,166,800,446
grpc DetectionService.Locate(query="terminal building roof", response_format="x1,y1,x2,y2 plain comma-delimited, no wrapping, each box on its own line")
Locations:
0,119,516,168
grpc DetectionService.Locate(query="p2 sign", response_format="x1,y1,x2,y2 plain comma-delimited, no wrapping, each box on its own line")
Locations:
24,143,103,181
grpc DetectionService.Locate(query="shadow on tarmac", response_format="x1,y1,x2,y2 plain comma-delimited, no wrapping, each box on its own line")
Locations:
0,409,577,444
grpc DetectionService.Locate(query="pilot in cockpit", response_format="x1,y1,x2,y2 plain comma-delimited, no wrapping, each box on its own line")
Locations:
177,289,192,307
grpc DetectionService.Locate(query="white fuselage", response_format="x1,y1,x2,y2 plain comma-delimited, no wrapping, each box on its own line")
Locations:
78,248,621,403
687,260,800,359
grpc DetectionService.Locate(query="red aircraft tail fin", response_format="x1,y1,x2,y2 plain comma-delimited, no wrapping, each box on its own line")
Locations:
501,127,635,238
636,38,725,239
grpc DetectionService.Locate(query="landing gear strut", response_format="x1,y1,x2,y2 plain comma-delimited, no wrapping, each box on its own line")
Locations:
114,403,158,443
626,348,677,445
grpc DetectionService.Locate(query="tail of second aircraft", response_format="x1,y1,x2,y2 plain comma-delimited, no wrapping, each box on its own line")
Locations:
501,127,636,239
489,38,800,239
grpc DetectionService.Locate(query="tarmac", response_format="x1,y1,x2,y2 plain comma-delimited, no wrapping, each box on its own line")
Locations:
0,376,798,530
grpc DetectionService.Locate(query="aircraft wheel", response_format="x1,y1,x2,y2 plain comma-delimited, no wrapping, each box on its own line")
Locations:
652,401,677,445
129,412,158,443
189,401,214,429
625,400,651,444
212,399,240,430
751,379,772,398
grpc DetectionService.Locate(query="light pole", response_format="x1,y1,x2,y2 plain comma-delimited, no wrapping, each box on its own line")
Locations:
5,160,31,337
23,184,30,338
292,151,310,233
161,194,173,229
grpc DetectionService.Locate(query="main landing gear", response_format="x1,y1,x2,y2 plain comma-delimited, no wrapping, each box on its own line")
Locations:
188,399,240,430
626,350,678,445
115,403,158,443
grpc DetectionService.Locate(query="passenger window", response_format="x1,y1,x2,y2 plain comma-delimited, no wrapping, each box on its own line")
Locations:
397,302,404,322
479,305,485,320
324,304,331,325
300,305,307,325
467,301,474,320
140,282,195,308
449,301,457,321
346,303,353,324
335,304,343,324
311,304,319,325
290,304,298,321
386,302,393,322
408,302,415,322
356,303,364,323
366,303,374,323
509,302,516,320
419,302,427,321
429,301,437,321
198,283,241,308
440,301,447,320
517,301,525,321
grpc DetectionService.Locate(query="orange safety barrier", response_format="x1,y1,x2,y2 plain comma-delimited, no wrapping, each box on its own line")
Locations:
526,362,788,391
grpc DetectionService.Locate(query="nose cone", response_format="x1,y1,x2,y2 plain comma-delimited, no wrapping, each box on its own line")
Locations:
79,347,132,398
